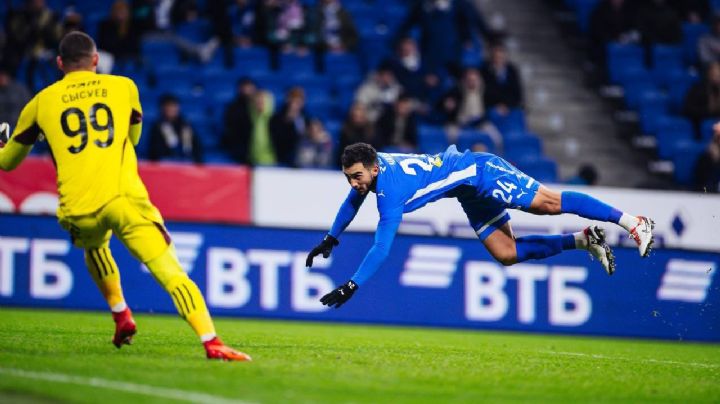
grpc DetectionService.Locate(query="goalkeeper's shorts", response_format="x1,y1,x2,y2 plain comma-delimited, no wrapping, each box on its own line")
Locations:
58,196,171,263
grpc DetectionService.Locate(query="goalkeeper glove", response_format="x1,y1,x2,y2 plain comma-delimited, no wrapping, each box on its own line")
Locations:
305,234,339,267
320,280,358,309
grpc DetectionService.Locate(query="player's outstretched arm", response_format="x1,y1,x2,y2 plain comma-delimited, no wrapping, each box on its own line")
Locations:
306,189,366,267
0,97,40,171
320,211,401,309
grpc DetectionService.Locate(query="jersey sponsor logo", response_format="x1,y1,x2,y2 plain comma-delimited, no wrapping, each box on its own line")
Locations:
399,244,462,288
657,259,716,303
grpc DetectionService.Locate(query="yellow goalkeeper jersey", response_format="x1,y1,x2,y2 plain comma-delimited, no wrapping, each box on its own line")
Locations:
10,70,148,217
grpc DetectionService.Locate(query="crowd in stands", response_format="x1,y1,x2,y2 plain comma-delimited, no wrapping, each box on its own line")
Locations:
566,0,720,191
9,0,716,190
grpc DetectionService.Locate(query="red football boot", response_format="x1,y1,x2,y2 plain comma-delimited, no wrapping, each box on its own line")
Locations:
112,308,137,348
203,337,252,361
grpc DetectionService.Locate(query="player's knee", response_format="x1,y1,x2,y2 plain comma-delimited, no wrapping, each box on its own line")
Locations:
529,187,562,215
491,249,517,266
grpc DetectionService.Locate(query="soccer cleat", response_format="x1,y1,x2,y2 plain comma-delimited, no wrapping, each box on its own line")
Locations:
585,225,616,275
629,216,655,258
204,337,252,362
112,308,137,349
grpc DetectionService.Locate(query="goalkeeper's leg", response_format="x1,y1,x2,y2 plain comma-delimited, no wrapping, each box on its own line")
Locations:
84,246,136,348
144,246,252,361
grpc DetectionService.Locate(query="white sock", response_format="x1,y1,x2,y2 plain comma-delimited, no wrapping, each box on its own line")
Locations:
574,231,588,250
618,213,639,232
200,333,217,343
111,302,127,313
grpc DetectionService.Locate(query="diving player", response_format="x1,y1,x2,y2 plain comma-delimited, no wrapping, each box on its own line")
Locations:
306,143,654,308
0,32,250,361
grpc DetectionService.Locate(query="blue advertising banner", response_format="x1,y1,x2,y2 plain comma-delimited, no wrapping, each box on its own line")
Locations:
1,214,718,341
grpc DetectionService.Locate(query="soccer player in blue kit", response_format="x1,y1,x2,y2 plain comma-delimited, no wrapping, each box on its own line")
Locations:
306,143,655,308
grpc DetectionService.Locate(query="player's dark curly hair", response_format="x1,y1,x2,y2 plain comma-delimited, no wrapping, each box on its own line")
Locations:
59,31,96,67
341,143,377,169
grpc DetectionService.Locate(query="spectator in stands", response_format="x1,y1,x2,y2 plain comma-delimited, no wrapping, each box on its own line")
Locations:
148,94,204,164
375,94,418,152
699,15,720,66
637,0,683,48
0,67,31,126
588,0,639,64
296,119,334,168
355,62,403,123
249,90,277,165
387,37,442,104
257,0,308,53
2,0,62,89
270,86,309,166
395,0,490,78
223,77,257,164
98,0,141,66
684,62,720,131
306,0,359,53
693,122,720,192
438,67,502,148
339,103,376,158
481,42,523,114
137,0,219,63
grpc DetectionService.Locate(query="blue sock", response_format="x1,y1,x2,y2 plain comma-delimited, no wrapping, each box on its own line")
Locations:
561,191,622,223
515,234,576,262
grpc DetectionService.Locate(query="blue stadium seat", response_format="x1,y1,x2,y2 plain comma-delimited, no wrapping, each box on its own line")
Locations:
503,135,542,163
233,47,271,71
672,142,705,185
194,121,221,151
324,53,362,77
457,130,495,153
638,91,669,135
574,0,600,33
175,20,212,42
517,158,558,183
700,119,717,142
323,120,343,145
360,35,392,72
623,81,658,110
279,53,315,75
652,45,684,70
667,75,698,113
461,47,483,68
682,23,710,64
655,124,695,160
141,39,180,65
607,43,645,84
488,108,526,135
418,126,449,154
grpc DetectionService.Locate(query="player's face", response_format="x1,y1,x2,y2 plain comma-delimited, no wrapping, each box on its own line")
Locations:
343,162,378,195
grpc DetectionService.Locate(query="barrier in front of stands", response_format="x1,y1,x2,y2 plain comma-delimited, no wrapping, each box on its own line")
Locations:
0,214,717,342
0,156,251,224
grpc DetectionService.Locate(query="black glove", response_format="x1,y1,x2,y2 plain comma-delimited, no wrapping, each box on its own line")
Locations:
320,280,358,309
305,234,339,267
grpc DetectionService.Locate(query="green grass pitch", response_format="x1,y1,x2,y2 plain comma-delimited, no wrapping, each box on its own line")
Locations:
0,308,718,403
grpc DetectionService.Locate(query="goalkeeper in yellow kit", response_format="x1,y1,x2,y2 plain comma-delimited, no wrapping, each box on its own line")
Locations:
0,31,251,361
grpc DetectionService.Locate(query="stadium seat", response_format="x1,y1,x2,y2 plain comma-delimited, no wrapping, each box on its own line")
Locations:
700,119,717,142
418,126,449,154
503,135,542,163
488,108,526,135
655,126,695,160
638,91,669,135
141,39,180,65
233,47,271,71
607,43,645,84
517,158,558,183
324,53,362,77
682,23,710,64
279,53,315,75
652,45,684,70
574,0,600,33
457,130,495,153
175,20,212,42
623,80,658,110
667,75,698,113
671,142,705,185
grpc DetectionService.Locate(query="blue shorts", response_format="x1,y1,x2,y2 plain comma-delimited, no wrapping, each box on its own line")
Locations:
449,153,541,240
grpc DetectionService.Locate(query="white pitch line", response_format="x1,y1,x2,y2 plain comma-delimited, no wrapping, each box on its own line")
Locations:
540,351,719,369
0,367,255,404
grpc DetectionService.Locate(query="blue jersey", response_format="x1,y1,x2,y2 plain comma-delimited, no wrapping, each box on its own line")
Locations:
328,146,478,285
